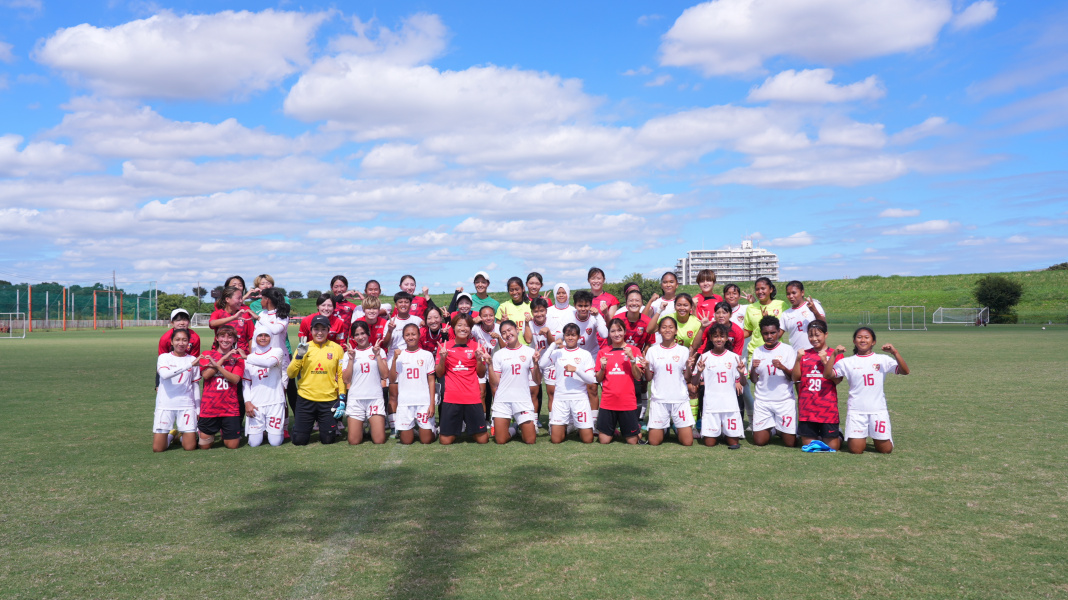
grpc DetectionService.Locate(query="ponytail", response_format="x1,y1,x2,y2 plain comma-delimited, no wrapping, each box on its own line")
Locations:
263,288,290,320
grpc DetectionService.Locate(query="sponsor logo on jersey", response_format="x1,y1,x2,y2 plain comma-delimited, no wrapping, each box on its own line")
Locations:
609,364,625,375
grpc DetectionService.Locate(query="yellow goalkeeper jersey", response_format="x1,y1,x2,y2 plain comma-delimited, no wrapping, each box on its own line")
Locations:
286,340,347,402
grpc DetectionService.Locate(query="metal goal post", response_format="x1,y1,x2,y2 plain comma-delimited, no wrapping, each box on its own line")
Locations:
887,306,927,331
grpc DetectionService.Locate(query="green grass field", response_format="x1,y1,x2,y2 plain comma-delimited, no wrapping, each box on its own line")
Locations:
2,325,1066,599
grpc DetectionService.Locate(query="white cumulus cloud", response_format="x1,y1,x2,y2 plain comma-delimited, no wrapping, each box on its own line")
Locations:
950,1,997,31
883,219,960,235
35,9,329,99
765,231,815,247
879,208,921,217
660,0,953,75
748,69,885,103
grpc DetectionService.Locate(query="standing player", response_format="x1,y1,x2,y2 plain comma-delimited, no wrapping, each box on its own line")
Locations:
419,306,450,353
469,271,499,314
488,320,540,444
542,323,596,444
618,288,653,421
390,323,437,445
594,319,644,444
286,315,347,445
436,314,491,445
546,283,576,341
298,294,347,346
693,324,746,448
781,281,826,352
523,296,554,425
826,327,910,454
644,272,679,320
209,286,255,352
352,280,392,320
645,317,695,446
330,275,358,334
692,269,724,323
525,272,546,303
243,325,287,447
385,292,426,354
153,329,200,452
588,267,620,321
355,297,389,348
394,275,436,320
157,308,201,395
197,325,245,450
450,293,475,321
791,320,843,450
749,316,797,447
742,277,787,358
342,321,389,445
495,277,532,341
472,305,501,420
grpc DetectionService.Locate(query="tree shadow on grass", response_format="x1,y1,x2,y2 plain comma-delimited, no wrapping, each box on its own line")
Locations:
212,461,668,598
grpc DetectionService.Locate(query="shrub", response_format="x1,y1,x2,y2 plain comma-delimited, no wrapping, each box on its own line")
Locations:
974,275,1023,323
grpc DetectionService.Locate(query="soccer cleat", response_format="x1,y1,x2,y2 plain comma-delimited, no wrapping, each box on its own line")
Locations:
728,443,741,450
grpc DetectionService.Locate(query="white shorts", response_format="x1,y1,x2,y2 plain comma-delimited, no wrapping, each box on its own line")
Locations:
346,397,386,421
153,408,198,433
845,411,892,441
395,405,436,431
753,400,797,434
247,403,285,436
648,400,695,430
549,397,592,428
491,401,537,425
701,410,743,438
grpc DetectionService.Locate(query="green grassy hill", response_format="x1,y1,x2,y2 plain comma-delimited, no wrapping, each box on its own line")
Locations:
289,270,1067,325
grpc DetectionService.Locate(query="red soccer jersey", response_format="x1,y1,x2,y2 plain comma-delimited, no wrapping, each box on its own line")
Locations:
334,301,357,331
299,314,348,345
694,293,725,321
798,348,844,423
209,308,255,352
441,340,483,404
199,350,245,417
419,325,449,353
353,315,390,348
392,296,429,320
620,313,653,350
158,328,201,357
697,322,745,356
597,344,642,411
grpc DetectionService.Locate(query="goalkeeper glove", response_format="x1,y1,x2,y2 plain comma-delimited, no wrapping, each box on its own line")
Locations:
295,341,309,360
333,394,347,419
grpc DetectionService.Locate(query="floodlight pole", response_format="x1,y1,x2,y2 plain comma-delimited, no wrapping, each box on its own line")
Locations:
93,291,97,330
63,287,67,331
28,285,32,333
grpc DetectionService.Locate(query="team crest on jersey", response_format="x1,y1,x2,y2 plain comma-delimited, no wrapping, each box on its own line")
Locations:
586,327,592,334
873,364,881,371
327,353,333,360
465,350,473,358
573,357,581,364
686,331,694,338
417,359,424,366
672,355,680,362
637,327,645,334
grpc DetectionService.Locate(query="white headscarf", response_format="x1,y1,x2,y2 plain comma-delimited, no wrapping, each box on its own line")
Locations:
552,283,571,310
253,322,272,350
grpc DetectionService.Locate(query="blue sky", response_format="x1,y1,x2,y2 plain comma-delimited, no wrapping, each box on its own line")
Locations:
1,0,1066,294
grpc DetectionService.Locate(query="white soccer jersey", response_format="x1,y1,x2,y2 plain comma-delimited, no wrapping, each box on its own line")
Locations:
730,304,747,328
645,343,690,403
156,353,200,410
258,310,292,367
781,300,825,352
833,353,900,413
649,296,676,320
750,342,797,403
341,346,386,400
573,314,608,355
471,322,500,355
526,320,552,352
491,345,537,406
243,348,285,408
546,346,596,401
388,315,425,353
699,350,744,412
393,349,434,407
546,305,576,342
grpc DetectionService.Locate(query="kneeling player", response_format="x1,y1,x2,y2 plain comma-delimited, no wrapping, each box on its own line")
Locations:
153,329,200,452
488,320,540,444
244,326,287,447
827,327,910,454
198,325,245,449
791,320,843,449
693,324,745,448
645,317,695,446
594,318,644,445
436,315,491,445
543,323,596,444
749,316,797,447
390,323,437,445
343,321,390,444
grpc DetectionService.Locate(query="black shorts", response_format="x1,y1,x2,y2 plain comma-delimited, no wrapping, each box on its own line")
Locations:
798,420,840,439
198,415,243,440
438,403,487,437
596,408,641,439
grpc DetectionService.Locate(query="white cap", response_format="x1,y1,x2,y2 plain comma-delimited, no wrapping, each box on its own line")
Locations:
473,271,490,283
456,292,473,304
170,308,191,320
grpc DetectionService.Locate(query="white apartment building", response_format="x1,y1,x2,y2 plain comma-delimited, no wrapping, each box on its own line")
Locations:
675,240,779,284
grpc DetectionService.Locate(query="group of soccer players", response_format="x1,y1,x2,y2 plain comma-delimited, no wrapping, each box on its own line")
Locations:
153,269,909,454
